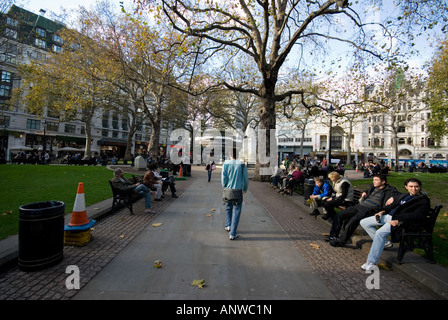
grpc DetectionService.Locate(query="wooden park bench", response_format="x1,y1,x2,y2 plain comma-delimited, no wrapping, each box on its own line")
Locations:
397,205,443,264
287,177,305,196
109,180,142,215
337,189,363,210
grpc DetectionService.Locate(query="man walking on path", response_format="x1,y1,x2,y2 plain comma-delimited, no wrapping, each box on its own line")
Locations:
221,147,249,240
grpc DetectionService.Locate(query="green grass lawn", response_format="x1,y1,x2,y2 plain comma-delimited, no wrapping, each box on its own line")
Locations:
0,164,128,240
350,171,448,267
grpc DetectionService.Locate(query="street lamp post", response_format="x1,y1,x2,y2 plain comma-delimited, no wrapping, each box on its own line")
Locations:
328,104,335,169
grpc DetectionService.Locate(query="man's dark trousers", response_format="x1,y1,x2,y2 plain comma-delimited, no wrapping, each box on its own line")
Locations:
334,204,375,244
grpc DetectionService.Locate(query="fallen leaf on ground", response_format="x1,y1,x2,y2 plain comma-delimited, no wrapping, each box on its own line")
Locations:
119,235,125,239
210,209,216,212
310,243,320,249
191,279,205,289
152,223,163,227
154,260,162,268
378,263,391,271
206,214,212,217
321,233,330,236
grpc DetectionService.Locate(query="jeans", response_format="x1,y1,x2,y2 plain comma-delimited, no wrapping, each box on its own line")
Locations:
135,184,152,209
154,183,163,199
360,214,392,264
225,201,243,237
208,170,212,182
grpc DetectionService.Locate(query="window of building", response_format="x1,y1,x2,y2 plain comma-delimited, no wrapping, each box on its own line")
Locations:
36,27,46,37
34,38,46,49
102,129,109,137
398,126,405,133
4,28,18,39
52,45,63,53
122,132,128,140
279,137,294,142
53,34,63,44
0,84,10,97
26,119,41,130
64,124,76,133
331,136,342,149
1,71,11,83
6,17,18,27
0,115,10,127
46,122,59,132
102,111,109,128
28,50,46,61
122,118,128,131
112,113,119,129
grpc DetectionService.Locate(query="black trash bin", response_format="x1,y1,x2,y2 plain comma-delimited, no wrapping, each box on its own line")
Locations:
303,178,315,204
184,164,192,177
18,201,65,272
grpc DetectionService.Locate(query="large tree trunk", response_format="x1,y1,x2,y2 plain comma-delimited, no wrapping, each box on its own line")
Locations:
253,80,277,181
148,106,162,161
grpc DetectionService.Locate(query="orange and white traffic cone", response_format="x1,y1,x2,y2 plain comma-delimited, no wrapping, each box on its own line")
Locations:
64,182,95,246
356,166,358,172
176,165,186,180
66,182,96,229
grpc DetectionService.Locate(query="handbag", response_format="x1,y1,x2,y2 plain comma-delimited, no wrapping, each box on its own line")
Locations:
222,163,245,204
222,188,243,204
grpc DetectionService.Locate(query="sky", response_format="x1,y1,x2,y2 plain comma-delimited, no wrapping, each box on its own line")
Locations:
21,0,107,15
17,0,439,74
19,0,133,20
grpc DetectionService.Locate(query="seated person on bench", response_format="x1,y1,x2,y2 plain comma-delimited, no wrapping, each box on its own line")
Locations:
322,171,354,221
360,178,430,270
148,162,178,198
111,168,156,214
309,177,333,216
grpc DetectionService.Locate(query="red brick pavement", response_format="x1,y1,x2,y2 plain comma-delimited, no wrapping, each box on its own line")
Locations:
249,180,434,300
0,177,193,300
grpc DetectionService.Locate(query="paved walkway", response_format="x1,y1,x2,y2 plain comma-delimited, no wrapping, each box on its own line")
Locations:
0,166,446,301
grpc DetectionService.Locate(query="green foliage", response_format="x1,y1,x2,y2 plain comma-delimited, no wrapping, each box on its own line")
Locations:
426,37,448,142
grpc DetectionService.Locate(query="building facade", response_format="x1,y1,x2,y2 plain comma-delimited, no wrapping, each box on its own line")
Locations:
0,5,157,163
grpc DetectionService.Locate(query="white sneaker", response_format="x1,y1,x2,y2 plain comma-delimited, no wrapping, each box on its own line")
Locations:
384,240,393,249
361,261,376,271
229,234,238,240
225,226,230,232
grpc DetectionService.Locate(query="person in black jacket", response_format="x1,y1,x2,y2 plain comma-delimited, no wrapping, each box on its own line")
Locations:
360,178,430,271
328,174,397,247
